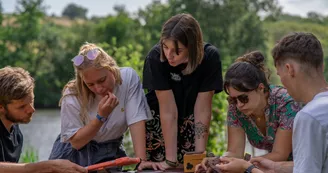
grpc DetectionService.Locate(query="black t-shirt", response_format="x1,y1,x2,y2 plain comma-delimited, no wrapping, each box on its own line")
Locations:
143,43,223,119
0,120,23,162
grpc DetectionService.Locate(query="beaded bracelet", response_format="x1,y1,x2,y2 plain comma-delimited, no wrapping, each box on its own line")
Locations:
165,159,179,167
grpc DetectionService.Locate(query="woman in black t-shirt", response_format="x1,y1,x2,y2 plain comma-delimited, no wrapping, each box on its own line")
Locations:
141,13,223,169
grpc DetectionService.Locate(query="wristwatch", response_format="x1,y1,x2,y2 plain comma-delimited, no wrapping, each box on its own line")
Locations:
244,164,257,173
96,114,108,122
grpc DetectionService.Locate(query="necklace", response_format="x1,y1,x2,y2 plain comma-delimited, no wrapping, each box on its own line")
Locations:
250,114,263,122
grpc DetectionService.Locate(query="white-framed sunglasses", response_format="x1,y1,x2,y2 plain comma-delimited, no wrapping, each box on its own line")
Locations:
71,48,100,66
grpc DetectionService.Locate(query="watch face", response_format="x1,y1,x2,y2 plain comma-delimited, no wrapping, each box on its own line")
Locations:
101,117,107,122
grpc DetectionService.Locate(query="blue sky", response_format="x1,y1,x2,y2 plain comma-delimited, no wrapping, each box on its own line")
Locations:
2,0,328,17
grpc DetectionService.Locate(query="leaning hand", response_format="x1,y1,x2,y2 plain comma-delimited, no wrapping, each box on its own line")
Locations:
250,157,275,173
195,157,213,173
159,161,179,170
216,157,252,173
137,161,165,171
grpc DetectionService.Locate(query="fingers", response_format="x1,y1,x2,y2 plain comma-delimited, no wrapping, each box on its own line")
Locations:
99,94,109,106
157,162,166,171
219,157,232,163
215,164,228,171
137,161,150,171
74,165,87,173
151,163,158,171
98,93,119,116
195,164,201,172
250,157,264,164
153,163,164,171
200,158,208,171
137,161,164,171
105,93,118,108
206,167,213,173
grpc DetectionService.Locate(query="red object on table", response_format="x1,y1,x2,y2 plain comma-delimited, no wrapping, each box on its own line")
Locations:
86,157,141,171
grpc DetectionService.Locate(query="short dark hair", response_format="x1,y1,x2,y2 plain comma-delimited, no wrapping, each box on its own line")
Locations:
224,51,270,94
160,13,204,74
272,32,323,70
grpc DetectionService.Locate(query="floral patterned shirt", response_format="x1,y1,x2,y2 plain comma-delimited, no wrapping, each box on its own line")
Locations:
227,85,302,154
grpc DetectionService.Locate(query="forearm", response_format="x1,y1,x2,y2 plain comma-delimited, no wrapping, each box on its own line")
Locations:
130,121,147,160
160,111,178,161
0,163,29,173
260,151,289,162
194,111,211,152
0,161,54,173
274,161,293,173
70,119,103,150
194,91,214,152
223,151,244,158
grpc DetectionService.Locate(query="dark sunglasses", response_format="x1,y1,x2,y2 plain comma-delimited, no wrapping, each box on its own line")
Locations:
227,94,249,105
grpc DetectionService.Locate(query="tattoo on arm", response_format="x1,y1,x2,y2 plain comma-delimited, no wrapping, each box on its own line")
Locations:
195,122,209,139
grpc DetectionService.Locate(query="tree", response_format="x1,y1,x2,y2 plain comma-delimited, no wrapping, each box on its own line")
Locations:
62,3,88,19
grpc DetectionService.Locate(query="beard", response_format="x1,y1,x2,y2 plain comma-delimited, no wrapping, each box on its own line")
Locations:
4,108,32,124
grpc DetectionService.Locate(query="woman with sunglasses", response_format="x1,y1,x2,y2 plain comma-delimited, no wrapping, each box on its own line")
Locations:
48,43,158,169
223,50,302,161
196,51,302,172
140,13,223,170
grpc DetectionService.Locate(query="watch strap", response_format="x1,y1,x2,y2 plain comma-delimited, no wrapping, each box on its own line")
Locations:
244,164,257,173
96,114,107,122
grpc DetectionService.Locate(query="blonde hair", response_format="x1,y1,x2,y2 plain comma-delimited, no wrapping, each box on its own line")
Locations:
0,66,35,106
60,43,122,124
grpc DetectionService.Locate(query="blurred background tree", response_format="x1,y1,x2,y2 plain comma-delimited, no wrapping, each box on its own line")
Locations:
62,3,88,19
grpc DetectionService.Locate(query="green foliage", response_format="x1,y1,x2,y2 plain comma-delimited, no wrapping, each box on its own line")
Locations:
19,146,39,163
62,3,88,19
207,92,229,155
264,20,328,82
99,38,145,77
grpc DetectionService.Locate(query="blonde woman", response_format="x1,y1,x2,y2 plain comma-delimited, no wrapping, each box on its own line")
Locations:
49,43,154,169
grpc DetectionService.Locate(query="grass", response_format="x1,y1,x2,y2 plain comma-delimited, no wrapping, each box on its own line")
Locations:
19,146,39,163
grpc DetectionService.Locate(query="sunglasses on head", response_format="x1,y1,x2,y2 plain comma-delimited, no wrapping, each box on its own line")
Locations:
71,48,100,66
227,94,249,105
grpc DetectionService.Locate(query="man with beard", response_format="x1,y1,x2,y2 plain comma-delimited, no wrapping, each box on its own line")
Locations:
0,66,86,173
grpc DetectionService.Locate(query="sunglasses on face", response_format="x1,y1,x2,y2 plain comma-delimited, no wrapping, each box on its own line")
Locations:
71,48,100,66
227,94,249,105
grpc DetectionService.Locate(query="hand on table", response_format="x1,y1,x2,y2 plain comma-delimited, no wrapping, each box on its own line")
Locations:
215,157,252,173
137,160,165,171
195,157,223,173
250,157,276,173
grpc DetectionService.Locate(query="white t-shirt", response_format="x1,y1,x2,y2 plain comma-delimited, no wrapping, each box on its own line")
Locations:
60,67,152,143
293,91,328,173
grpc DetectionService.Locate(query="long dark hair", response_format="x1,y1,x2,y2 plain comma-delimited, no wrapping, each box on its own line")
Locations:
224,51,270,94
